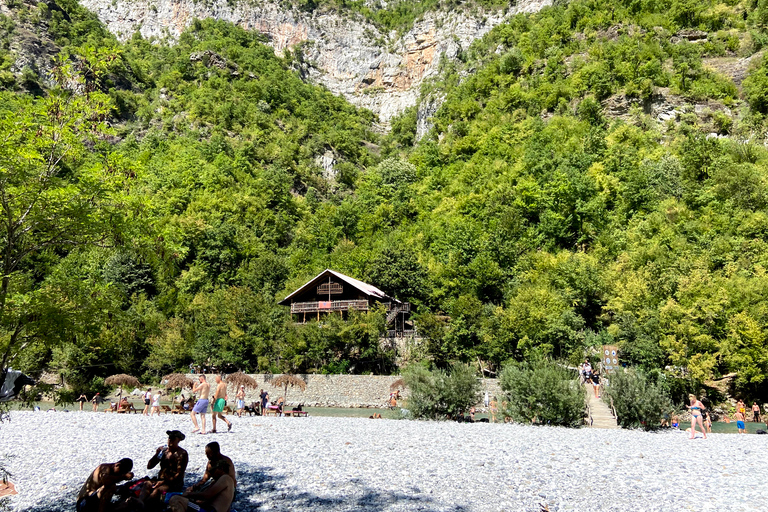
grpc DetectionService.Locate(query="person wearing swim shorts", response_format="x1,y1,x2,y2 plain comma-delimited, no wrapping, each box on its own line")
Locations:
191,375,210,434
735,410,746,434
211,374,232,433
235,385,245,418
752,402,760,422
686,394,707,439
146,430,188,505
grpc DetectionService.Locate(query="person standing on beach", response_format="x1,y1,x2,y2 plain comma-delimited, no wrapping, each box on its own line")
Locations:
260,388,268,415
143,388,152,416
150,390,161,417
737,399,746,418
211,374,232,433
686,394,707,439
146,430,189,504
77,458,134,512
752,402,760,422
191,375,210,434
235,385,245,417
91,393,104,412
734,410,746,434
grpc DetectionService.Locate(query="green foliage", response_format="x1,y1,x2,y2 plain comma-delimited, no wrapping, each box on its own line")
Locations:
402,363,481,420
4,0,768,407
603,370,674,430
498,360,586,427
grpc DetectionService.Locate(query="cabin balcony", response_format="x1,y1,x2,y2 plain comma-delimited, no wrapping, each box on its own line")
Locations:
290,300,370,314
289,301,411,315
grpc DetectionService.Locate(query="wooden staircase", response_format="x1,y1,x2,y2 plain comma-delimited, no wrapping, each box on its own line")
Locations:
585,384,619,429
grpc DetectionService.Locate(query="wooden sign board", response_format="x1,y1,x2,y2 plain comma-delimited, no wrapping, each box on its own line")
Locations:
602,345,619,373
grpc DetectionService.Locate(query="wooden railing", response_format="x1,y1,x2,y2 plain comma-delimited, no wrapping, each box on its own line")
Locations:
385,329,418,338
290,300,369,314
290,301,411,315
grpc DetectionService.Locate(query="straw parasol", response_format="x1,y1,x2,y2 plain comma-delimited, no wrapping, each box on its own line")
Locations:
226,371,258,391
389,378,406,391
271,374,307,406
163,373,195,391
104,374,141,403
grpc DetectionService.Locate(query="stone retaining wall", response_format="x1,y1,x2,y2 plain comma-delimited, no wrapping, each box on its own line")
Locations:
184,374,501,409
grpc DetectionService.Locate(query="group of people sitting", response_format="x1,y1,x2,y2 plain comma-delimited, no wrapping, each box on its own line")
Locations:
76,431,236,512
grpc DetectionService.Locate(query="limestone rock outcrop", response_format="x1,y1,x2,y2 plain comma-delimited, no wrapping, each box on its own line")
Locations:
77,0,552,125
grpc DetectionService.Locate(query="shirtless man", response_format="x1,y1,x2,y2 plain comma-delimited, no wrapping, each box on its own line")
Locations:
191,375,210,434
77,458,134,512
211,374,232,433
169,460,235,512
187,442,237,492
145,430,189,504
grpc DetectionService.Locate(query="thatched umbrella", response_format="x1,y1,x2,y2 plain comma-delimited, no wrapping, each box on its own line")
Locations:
105,374,141,404
226,371,258,390
163,373,195,391
389,378,406,391
271,374,307,406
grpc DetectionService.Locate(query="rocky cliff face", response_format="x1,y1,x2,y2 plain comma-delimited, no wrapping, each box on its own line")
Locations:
77,0,551,126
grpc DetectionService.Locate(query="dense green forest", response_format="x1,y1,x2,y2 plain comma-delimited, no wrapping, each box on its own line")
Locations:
2,0,768,400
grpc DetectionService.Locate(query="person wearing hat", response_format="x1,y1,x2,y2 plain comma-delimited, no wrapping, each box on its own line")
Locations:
146,430,189,505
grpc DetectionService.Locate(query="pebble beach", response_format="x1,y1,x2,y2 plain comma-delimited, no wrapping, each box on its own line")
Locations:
0,411,765,512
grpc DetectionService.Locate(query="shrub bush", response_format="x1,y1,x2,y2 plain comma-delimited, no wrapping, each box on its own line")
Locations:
402,363,481,420
603,370,674,431
499,360,585,427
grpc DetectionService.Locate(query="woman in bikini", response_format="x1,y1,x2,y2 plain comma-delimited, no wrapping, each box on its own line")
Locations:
686,394,707,439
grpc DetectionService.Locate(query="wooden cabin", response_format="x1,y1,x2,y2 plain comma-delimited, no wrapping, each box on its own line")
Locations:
278,269,412,335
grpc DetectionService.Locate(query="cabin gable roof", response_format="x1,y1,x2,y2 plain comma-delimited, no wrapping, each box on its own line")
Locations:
278,269,397,305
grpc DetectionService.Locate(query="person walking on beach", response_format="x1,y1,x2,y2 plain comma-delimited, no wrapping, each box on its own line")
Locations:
187,441,237,492
211,374,232,433
150,390,161,417
191,375,210,434
143,388,152,416
260,388,268,415
77,458,134,512
686,394,707,439
76,394,88,411
235,385,245,418
146,430,188,505
734,410,746,434
91,393,104,412
752,402,760,422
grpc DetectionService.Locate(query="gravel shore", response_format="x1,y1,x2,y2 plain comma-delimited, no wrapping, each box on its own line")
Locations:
0,410,765,511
